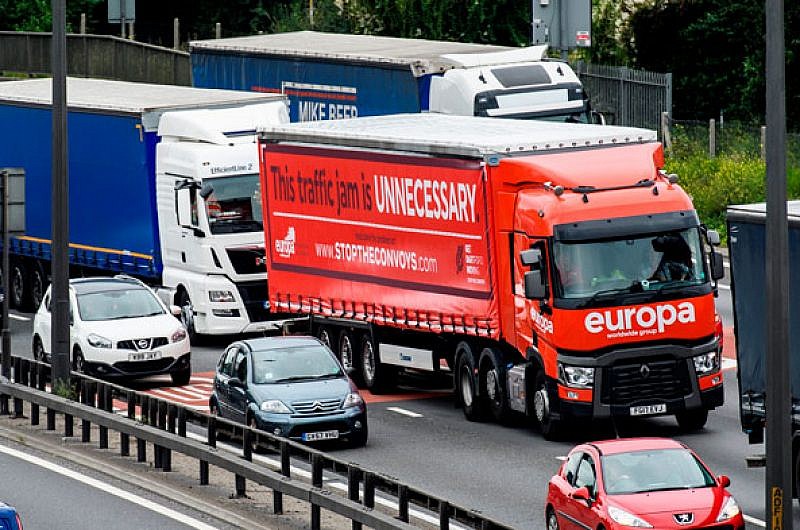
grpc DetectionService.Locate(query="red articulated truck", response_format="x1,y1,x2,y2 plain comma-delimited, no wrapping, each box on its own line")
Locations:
257,114,726,439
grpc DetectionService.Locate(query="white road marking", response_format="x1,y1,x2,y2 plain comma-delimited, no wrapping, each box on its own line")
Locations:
717,283,730,290
555,455,567,461
0,442,218,529
744,514,766,527
386,406,423,418
151,387,208,400
9,314,30,322
721,358,737,371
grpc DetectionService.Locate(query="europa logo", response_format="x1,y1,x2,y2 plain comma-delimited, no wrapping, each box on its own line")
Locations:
275,227,296,259
584,302,696,335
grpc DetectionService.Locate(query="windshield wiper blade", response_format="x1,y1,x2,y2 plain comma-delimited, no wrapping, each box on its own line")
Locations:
579,283,641,308
273,376,317,383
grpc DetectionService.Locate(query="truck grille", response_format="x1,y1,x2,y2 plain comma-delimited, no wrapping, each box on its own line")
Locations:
603,359,691,405
117,337,168,350
291,398,342,415
236,281,270,322
226,247,266,275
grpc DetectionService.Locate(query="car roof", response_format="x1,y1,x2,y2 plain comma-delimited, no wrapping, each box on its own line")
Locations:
243,336,323,351
589,437,687,455
69,277,147,295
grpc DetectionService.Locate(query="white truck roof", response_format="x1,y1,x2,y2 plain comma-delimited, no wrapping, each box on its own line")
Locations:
0,77,284,114
190,31,547,76
258,113,657,159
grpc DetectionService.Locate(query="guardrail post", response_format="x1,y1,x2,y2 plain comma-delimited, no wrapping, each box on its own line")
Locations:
311,453,322,529
177,407,186,437
98,383,108,448
274,440,290,514
348,467,362,530
439,500,450,530
137,437,146,463
234,474,246,497
168,404,177,433
127,391,136,420
46,408,55,430
152,399,162,468
398,484,409,523
64,413,73,437
207,416,217,448
363,472,375,509
199,460,209,485
12,358,23,417
120,431,129,456
81,381,91,442
37,362,46,391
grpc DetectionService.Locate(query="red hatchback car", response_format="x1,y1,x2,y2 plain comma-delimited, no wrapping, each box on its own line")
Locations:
546,438,745,530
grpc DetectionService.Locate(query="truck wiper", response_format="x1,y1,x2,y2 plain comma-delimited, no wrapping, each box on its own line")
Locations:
579,282,642,308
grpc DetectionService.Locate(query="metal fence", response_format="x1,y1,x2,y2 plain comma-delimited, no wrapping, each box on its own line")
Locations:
574,61,672,133
0,32,190,86
0,355,514,530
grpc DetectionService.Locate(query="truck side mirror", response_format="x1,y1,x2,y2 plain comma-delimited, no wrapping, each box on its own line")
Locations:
524,270,546,299
520,248,542,267
710,252,725,281
199,183,215,200
706,229,721,246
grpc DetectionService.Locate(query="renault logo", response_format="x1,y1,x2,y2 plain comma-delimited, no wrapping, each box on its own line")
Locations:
640,364,651,378
673,513,694,525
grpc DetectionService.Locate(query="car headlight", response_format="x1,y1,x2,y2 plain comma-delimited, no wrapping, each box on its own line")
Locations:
260,400,291,414
87,333,112,349
559,364,594,388
343,392,364,408
208,290,235,303
170,328,187,343
608,505,653,528
716,496,740,522
693,351,720,375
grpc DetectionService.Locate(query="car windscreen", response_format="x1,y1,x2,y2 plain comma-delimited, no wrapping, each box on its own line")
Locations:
251,345,343,384
76,288,165,321
601,448,716,495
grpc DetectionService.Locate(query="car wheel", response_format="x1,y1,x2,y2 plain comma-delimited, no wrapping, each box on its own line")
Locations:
533,369,564,440
32,336,46,363
10,261,28,311
481,348,510,423
209,399,229,441
178,291,199,344
546,508,559,530
359,334,395,394
171,367,191,386
455,342,487,422
338,330,360,384
247,415,267,453
675,408,708,431
29,263,47,311
72,348,85,373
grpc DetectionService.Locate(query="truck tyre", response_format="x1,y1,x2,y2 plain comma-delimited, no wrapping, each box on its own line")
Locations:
338,330,360,384
455,342,487,422
481,347,511,423
178,290,200,344
29,261,48,311
675,408,708,431
10,261,28,311
533,369,563,440
359,334,396,394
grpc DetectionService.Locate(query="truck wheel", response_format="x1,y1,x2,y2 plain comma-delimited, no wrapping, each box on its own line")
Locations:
29,262,48,311
359,334,396,394
533,369,563,440
481,348,511,423
455,342,487,422
338,330,360,384
178,291,199,344
675,408,708,431
10,261,28,311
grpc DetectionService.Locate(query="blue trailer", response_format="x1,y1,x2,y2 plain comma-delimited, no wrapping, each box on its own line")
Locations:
190,31,597,123
0,78,291,338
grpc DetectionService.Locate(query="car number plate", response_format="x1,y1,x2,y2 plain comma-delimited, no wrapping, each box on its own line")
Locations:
129,351,162,362
629,404,667,416
302,430,339,442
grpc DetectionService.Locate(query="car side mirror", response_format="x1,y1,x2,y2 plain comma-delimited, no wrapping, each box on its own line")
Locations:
524,270,546,300
710,252,725,281
170,305,182,317
718,474,731,488
571,486,592,506
229,377,245,389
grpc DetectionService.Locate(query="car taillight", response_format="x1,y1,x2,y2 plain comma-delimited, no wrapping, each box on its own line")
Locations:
714,313,723,350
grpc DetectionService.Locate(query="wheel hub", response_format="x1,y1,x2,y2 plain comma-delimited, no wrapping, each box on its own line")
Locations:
340,337,353,370
362,342,375,382
486,369,499,401
534,387,549,422
460,368,474,407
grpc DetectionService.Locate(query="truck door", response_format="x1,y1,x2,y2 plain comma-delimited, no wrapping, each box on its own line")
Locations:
174,182,206,274
512,235,554,355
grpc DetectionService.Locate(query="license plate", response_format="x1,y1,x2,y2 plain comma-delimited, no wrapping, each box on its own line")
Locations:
302,430,339,441
128,351,161,362
630,404,667,416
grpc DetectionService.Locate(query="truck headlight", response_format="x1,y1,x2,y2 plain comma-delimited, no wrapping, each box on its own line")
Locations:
693,351,720,375
343,392,364,408
716,496,740,522
608,505,653,528
260,400,291,414
558,364,594,389
87,334,112,349
208,290,235,303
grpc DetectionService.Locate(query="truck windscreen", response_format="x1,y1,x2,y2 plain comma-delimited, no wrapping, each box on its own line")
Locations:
552,228,707,302
204,174,263,234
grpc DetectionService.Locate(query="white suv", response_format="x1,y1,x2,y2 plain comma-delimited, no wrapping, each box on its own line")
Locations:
32,276,191,385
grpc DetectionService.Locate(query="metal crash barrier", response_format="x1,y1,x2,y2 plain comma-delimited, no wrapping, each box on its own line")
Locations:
0,355,513,530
